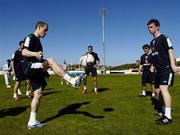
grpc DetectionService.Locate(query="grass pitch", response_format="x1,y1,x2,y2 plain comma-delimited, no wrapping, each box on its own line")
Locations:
0,74,180,135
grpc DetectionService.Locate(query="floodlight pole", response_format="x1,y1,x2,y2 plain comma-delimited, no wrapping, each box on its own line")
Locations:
100,8,106,74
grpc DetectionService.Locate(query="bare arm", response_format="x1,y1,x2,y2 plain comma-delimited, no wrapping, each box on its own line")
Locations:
22,48,43,60
94,60,100,68
138,65,143,74
11,60,15,75
150,64,155,73
169,49,180,73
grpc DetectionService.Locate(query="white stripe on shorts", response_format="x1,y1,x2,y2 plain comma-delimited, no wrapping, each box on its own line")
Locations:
168,72,173,85
31,63,43,69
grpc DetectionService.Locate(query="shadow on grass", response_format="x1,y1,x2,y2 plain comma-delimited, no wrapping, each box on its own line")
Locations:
43,91,61,96
103,107,114,112
44,88,54,90
98,88,110,93
151,97,163,113
0,106,30,118
138,91,163,113
42,102,104,123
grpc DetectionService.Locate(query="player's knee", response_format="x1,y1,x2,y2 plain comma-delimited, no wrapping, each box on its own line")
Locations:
47,58,56,65
93,77,97,81
34,89,43,97
36,93,43,100
83,81,87,85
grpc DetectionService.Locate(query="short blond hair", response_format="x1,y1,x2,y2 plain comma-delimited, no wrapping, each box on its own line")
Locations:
35,21,48,29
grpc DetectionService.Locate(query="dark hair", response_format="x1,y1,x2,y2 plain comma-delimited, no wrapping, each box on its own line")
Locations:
147,19,160,27
142,44,150,49
35,21,48,29
7,59,11,63
88,45,93,50
19,41,24,45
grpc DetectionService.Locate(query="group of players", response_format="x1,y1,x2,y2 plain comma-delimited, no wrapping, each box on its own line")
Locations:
139,19,180,125
1,18,180,128
2,21,100,129
3,43,32,100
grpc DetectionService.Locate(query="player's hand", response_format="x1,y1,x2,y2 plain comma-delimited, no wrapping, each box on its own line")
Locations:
94,64,97,68
150,66,154,73
171,66,180,73
35,51,43,61
42,60,50,71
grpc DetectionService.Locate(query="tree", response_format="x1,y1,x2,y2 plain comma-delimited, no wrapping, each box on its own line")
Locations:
177,61,180,66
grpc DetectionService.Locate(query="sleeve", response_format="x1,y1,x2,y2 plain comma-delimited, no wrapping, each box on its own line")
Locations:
11,53,15,61
165,36,173,50
95,53,100,62
24,36,30,48
149,54,153,65
140,55,143,65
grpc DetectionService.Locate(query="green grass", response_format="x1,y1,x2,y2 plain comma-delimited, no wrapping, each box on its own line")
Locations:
0,74,180,135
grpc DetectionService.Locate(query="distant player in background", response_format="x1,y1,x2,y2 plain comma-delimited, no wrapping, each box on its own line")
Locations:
138,44,155,97
11,41,32,101
147,19,180,125
60,59,69,85
3,59,12,88
83,45,100,94
22,21,82,129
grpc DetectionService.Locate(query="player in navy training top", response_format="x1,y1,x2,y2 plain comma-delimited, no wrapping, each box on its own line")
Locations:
138,44,155,97
147,19,180,125
22,21,83,129
12,41,31,100
83,45,100,95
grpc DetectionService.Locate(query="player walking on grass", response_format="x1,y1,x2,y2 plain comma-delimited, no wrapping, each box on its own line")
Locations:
147,19,180,125
138,44,155,97
12,41,32,100
3,59,12,88
82,45,100,94
22,21,82,129
60,59,69,85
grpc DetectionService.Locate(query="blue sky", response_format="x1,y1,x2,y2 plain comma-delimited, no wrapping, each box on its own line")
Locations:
0,0,180,67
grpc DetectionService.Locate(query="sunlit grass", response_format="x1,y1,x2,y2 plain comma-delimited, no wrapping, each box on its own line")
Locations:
0,74,180,135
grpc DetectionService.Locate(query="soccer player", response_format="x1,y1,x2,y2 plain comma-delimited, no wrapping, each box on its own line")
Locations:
147,19,180,125
60,59,69,85
11,41,32,100
22,21,82,129
82,45,100,94
138,44,155,97
3,59,12,88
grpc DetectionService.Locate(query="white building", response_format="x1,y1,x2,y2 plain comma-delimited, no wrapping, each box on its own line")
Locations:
176,57,180,62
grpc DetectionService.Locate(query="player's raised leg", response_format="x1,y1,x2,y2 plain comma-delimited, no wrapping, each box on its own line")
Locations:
45,58,82,88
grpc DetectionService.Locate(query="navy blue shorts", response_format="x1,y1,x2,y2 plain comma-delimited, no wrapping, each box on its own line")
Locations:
85,67,97,77
22,61,47,91
141,70,153,86
153,67,174,88
14,64,26,82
